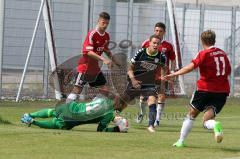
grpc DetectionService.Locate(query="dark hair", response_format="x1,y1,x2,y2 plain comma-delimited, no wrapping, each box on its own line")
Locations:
149,34,161,42
201,30,216,46
99,12,110,20
155,22,166,31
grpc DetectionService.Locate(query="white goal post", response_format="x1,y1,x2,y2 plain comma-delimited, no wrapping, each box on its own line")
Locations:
16,0,62,102
166,0,185,95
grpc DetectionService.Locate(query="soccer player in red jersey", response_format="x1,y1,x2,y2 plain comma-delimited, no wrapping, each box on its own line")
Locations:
137,22,176,126
163,30,231,147
66,12,114,103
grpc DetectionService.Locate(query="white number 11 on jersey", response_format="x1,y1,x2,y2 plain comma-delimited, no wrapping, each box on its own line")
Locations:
214,56,225,76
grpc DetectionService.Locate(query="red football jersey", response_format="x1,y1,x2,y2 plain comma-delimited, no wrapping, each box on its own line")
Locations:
77,29,110,75
141,39,175,67
192,46,231,93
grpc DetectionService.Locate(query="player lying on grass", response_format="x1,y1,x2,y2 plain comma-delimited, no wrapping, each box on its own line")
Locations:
162,30,231,147
21,95,129,132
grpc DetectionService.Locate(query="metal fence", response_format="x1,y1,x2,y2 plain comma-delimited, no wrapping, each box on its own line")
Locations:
0,0,240,99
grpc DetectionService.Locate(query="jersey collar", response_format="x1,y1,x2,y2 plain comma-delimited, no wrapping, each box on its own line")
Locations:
207,45,215,49
146,48,158,56
96,26,106,36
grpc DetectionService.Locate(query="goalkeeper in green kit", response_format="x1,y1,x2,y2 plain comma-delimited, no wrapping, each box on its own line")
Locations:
21,96,129,132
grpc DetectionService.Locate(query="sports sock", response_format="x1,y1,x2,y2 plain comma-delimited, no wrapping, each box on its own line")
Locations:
156,102,165,122
139,101,146,115
203,120,216,130
178,115,194,143
148,104,157,127
30,109,55,118
32,118,60,129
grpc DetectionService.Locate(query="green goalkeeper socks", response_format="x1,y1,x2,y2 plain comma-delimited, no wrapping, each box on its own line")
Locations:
30,108,56,118
29,108,65,129
32,118,64,129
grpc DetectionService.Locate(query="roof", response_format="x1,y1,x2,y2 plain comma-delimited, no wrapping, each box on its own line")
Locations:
153,0,240,7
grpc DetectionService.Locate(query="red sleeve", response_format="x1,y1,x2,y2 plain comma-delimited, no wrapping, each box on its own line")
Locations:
82,31,94,55
191,51,204,69
141,39,149,48
168,43,176,61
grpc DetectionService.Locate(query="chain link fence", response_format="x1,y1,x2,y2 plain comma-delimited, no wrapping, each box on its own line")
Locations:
0,0,240,99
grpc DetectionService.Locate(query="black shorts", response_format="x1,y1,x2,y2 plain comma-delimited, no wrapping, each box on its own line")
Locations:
124,84,158,101
190,91,228,115
74,72,106,87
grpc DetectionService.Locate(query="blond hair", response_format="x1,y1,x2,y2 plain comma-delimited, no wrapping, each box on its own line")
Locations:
201,30,216,46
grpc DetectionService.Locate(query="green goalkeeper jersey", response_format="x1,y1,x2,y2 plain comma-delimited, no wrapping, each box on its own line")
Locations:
55,97,118,131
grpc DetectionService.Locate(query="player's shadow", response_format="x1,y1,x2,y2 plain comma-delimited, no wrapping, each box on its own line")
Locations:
73,129,97,133
72,124,104,133
0,116,13,125
188,145,240,152
133,124,181,133
221,147,240,152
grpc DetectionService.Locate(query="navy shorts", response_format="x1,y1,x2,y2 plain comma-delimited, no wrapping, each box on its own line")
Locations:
190,91,228,115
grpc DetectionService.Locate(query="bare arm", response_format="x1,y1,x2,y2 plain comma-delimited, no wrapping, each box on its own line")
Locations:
127,63,135,79
87,51,106,61
127,63,141,88
163,62,195,80
170,59,176,71
104,49,122,67
87,51,112,68
104,49,112,59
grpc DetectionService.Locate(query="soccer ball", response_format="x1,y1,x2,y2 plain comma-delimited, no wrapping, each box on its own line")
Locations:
114,116,129,133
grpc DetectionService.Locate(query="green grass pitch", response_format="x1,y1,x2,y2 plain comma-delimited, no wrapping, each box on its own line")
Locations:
0,98,240,159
